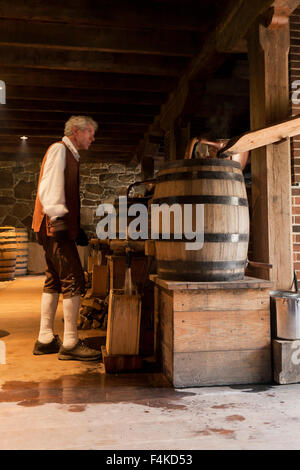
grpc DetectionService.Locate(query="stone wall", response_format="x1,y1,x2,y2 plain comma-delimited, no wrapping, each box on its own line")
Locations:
0,159,142,241
80,161,142,238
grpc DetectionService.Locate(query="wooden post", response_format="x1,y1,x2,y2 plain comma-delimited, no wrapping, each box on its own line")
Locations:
174,122,191,160
247,11,293,290
141,156,154,180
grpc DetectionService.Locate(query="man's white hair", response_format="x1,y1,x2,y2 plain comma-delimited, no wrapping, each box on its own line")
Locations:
64,115,98,136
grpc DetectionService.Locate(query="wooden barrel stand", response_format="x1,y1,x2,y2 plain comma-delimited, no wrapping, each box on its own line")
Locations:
151,275,273,387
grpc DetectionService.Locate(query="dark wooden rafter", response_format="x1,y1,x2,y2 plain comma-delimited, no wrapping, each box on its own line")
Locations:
2,100,160,116
0,18,200,57
0,0,215,31
0,110,154,124
0,67,176,92
0,45,189,77
5,86,168,106
148,0,276,134
134,0,277,163
0,0,293,164
0,121,149,134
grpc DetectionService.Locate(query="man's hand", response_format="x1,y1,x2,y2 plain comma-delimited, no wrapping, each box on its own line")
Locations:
50,217,69,242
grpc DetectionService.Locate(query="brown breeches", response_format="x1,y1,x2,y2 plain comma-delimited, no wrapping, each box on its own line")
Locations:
41,236,85,299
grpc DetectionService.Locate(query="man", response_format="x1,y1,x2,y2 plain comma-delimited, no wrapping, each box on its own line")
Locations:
32,115,101,361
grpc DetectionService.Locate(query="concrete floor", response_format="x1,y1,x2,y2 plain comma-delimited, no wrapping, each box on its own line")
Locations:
1,276,300,450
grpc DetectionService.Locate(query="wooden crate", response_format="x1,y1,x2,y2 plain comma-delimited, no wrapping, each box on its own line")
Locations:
151,275,273,388
91,264,109,297
106,289,141,355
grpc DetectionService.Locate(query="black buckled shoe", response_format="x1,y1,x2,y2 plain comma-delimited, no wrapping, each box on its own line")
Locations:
33,335,62,355
58,339,101,361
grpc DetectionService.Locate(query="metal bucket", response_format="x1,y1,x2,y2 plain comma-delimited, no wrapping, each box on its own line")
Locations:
270,290,300,340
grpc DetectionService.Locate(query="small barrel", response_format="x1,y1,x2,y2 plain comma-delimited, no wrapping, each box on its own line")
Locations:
152,158,249,282
15,228,28,276
0,227,17,281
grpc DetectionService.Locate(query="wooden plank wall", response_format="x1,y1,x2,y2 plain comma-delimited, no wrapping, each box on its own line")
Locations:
290,7,300,281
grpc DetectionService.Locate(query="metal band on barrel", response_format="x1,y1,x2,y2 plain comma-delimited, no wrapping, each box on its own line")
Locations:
152,233,249,242
152,195,248,206
155,170,243,183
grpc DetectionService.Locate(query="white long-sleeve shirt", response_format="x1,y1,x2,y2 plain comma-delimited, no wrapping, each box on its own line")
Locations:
38,136,80,220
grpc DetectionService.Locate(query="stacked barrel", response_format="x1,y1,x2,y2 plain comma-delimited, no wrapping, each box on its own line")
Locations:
0,227,28,281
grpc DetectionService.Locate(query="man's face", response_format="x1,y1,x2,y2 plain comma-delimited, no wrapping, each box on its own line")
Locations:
73,124,95,150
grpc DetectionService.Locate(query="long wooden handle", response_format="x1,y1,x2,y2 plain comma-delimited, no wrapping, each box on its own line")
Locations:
247,260,273,269
218,114,300,157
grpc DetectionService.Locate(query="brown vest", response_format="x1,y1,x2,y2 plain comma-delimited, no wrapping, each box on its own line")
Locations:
32,141,80,240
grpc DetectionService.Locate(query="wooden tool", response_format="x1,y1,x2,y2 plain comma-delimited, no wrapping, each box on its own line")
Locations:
218,114,300,157
247,260,273,270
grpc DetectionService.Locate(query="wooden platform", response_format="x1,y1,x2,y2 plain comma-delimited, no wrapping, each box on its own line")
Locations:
150,275,273,388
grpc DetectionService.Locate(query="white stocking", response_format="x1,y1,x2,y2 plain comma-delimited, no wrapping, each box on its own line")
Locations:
38,292,59,344
62,295,81,349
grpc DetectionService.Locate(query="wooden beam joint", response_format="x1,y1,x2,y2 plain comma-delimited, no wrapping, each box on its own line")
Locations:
263,0,300,29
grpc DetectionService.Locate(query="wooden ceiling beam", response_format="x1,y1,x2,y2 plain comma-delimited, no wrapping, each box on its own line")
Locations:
0,18,200,57
0,143,136,154
0,135,143,147
2,99,160,116
0,67,176,92
0,45,188,76
148,0,275,132
0,110,154,124
0,129,144,141
5,85,167,106
0,121,149,133
0,0,215,31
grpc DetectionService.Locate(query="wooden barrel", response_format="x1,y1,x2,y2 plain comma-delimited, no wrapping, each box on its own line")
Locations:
0,227,17,281
15,228,28,276
152,158,249,281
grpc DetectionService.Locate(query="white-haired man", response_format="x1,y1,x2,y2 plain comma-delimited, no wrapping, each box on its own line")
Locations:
32,115,101,361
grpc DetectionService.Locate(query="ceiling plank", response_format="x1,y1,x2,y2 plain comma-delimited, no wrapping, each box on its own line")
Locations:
5,85,167,106
0,45,188,76
0,18,200,57
0,120,149,133
0,110,154,124
0,129,144,141
0,67,177,92
0,0,215,31
0,134,143,145
2,99,160,115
